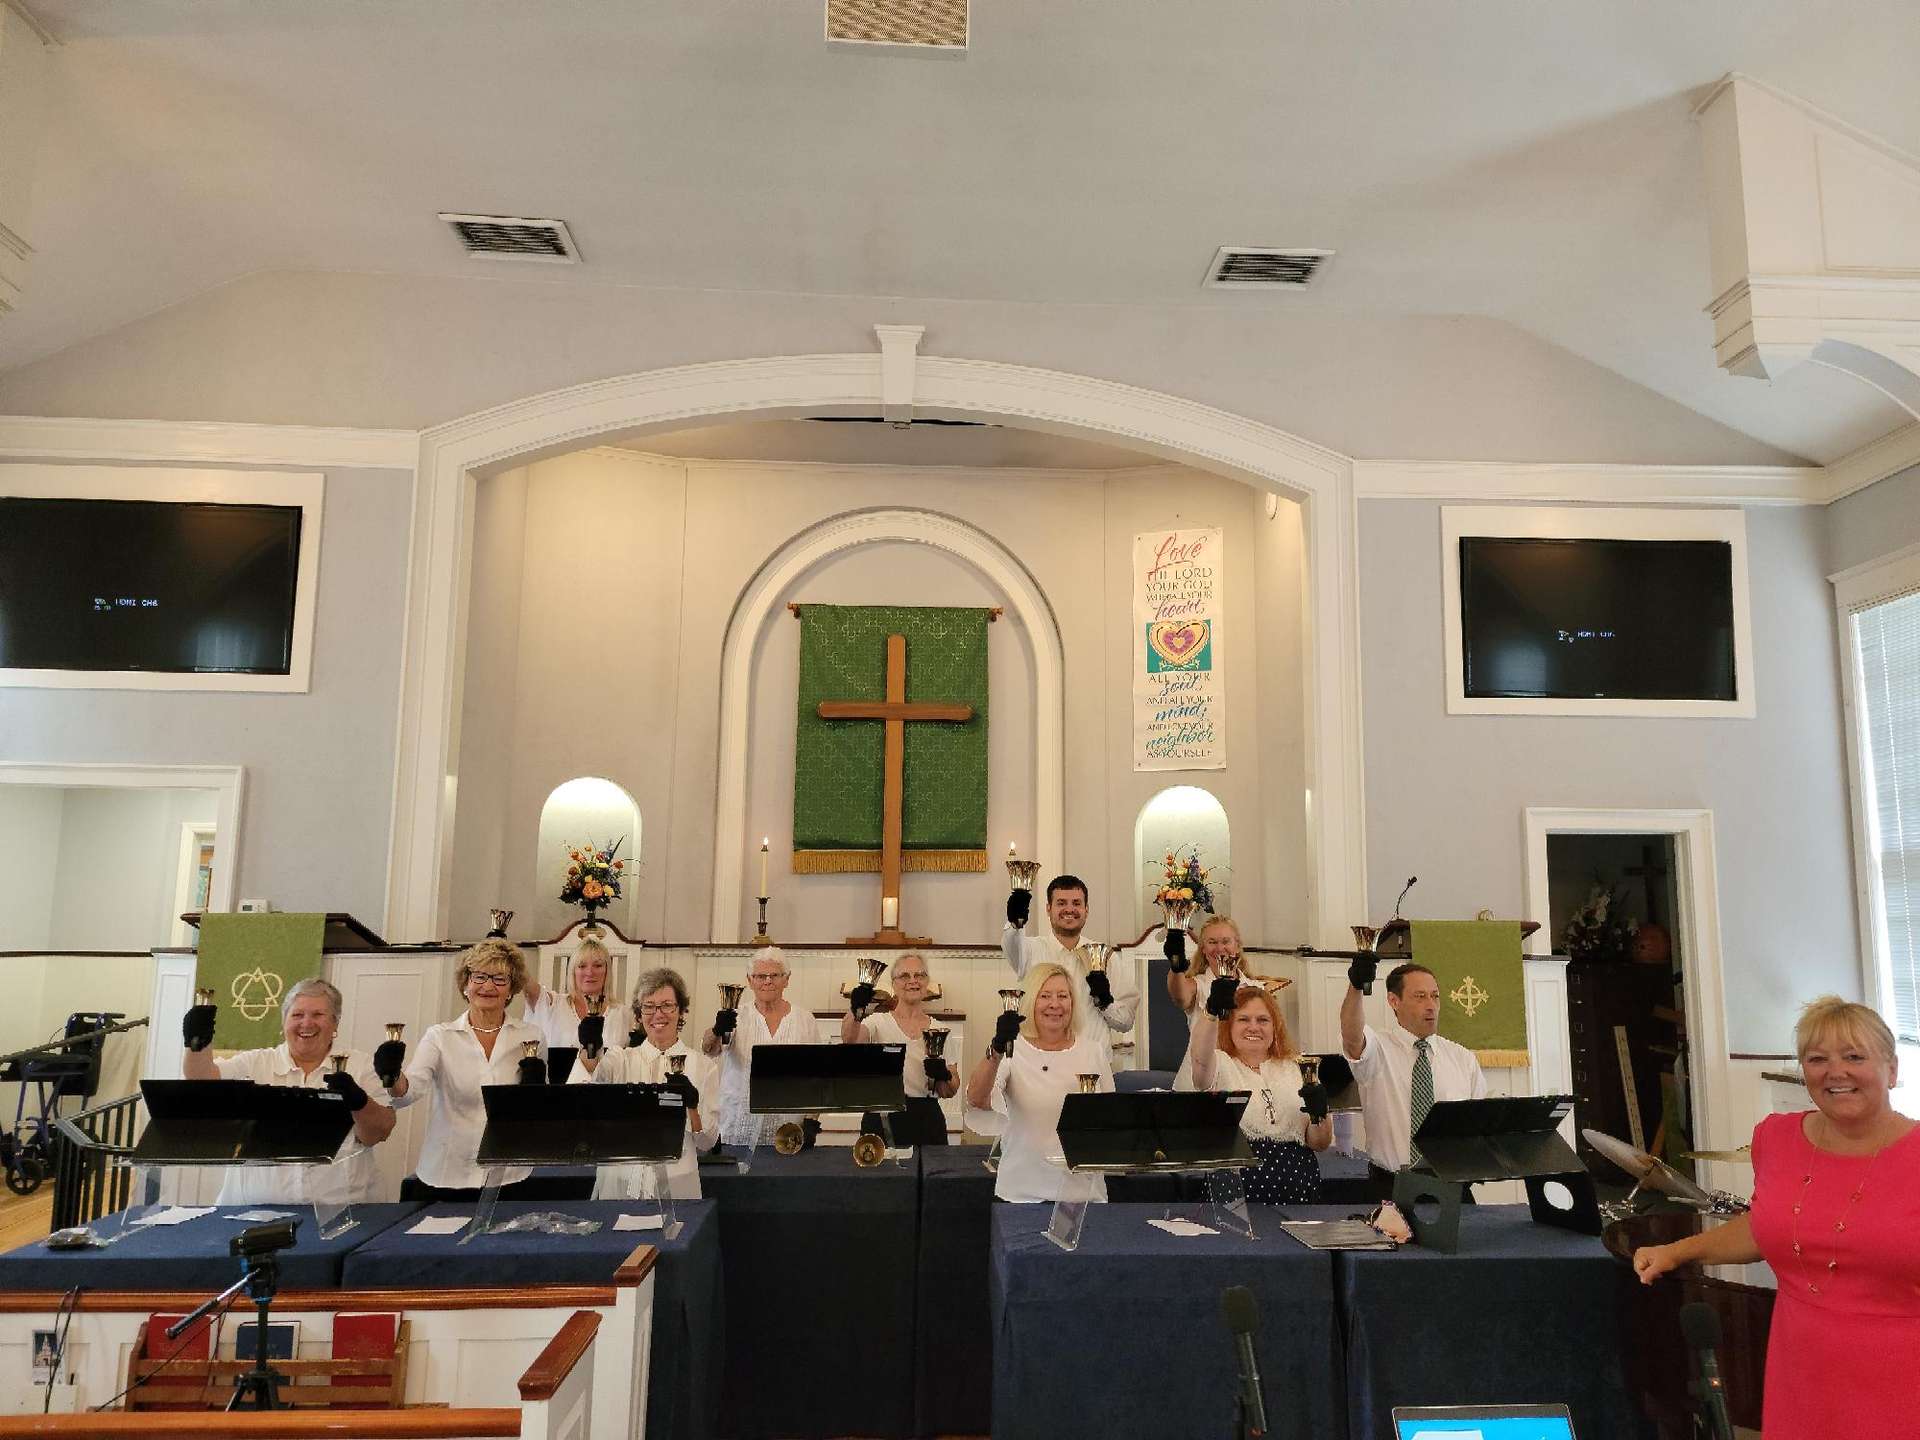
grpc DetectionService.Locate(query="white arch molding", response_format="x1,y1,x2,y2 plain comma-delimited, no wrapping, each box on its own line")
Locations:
388,349,1366,944
710,508,1062,939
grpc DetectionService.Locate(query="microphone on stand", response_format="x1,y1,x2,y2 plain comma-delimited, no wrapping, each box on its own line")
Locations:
1392,876,1418,918
1680,1301,1734,1440
1220,1285,1268,1439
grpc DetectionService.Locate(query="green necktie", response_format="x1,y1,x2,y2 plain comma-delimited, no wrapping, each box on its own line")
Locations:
1409,1037,1433,1166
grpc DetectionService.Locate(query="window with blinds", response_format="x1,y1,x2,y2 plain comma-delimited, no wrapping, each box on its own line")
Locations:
1853,588,1920,1046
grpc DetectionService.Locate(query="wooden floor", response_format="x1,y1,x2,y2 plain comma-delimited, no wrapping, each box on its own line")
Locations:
0,1181,55,1251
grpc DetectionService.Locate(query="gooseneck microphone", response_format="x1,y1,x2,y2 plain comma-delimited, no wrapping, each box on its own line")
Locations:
1392,876,1418,918
1221,1285,1268,1439
1680,1301,1734,1440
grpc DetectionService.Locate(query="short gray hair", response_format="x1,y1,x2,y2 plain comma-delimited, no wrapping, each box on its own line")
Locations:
748,946,788,976
281,977,342,1026
631,966,690,1013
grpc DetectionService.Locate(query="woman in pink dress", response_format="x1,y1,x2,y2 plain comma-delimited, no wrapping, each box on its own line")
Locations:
1633,996,1919,1438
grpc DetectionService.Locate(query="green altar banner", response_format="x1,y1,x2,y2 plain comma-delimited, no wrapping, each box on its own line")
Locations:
793,604,989,872
195,912,327,1050
1407,919,1530,1067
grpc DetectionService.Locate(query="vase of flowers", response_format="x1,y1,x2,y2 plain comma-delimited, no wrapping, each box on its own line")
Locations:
1561,879,1638,962
1153,846,1216,929
560,838,627,932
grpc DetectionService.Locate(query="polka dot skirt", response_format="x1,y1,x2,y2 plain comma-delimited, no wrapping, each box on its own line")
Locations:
1241,1137,1321,1206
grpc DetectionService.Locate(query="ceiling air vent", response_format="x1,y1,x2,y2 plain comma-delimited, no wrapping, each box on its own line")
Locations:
1203,246,1333,289
826,0,967,51
440,213,581,264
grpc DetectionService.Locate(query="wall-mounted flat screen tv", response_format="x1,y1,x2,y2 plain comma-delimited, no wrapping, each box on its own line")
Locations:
1459,536,1736,701
0,497,302,674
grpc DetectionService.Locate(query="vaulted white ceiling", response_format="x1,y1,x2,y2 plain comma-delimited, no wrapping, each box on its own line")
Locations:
4,0,1918,462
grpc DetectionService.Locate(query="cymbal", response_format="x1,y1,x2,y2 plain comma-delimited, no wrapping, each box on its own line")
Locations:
1582,1127,1716,1206
1680,1146,1752,1163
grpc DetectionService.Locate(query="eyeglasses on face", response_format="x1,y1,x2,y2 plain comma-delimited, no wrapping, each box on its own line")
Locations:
637,1001,680,1015
467,972,511,990
748,971,784,981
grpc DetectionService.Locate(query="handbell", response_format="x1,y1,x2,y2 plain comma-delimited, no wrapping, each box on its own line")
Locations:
1081,943,1113,975
839,956,892,1011
385,1022,405,1043
1005,857,1042,892
666,1053,687,1078
1350,924,1380,953
1299,1054,1322,1088
521,1040,541,1060
585,995,609,1017
1075,1073,1101,1094
329,1054,350,1075
852,1130,888,1167
195,987,217,1008
1159,895,1197,933
718,982,746,1010
487,908,514,938
997,988,1025,1012
922,1026,950,1059
773,1121,806,1155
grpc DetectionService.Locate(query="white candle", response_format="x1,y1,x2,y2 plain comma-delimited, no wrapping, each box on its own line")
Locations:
760,838,769,898
1008,840,1017,858
882,896,899,929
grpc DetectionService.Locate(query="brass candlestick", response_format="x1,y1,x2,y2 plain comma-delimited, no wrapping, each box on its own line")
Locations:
755,896,771,942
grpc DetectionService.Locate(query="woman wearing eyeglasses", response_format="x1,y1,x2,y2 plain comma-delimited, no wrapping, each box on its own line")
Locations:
1180,981,1331,1205
571,966,718,1199
385,938,548,1201
702,946,822,1146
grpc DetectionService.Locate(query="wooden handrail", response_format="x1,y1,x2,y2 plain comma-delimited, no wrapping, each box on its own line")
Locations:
0,1286,616,1315
613,1243,657,1287
516,1309,601,1402
0,1411,519,1437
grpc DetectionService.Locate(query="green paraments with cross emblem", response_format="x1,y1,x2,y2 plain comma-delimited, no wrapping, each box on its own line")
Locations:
194,913,327,1050
1406,920,1529,1066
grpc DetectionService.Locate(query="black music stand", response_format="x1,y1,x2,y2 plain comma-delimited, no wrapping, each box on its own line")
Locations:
748,1043,908,1116
128,1079,361,1237
1051,1091,1258,1250
1391,1094,1598,1252
469,1083,688,1239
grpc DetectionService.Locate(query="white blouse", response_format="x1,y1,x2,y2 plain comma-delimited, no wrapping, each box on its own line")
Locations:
388,1012,546,1190
1170,963,1233,1090
851,1009,948,1099
714,1003,822,1145
986,1033,1113,1204
525,987,615,1055
570,1038,719,1200
1179,1050,1310,1145
211,1045,388,1205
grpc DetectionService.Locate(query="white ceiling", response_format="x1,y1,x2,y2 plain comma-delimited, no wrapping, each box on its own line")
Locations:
5,0,1919,463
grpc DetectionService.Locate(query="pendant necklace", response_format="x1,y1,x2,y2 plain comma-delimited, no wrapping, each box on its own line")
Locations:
1789,1119,1887,1296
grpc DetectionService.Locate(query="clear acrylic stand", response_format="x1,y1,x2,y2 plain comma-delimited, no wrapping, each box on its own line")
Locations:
644,1162,681,1240
1203,1167,1257,1241
99,1160,166,1242
459,1164,510,1246
1044,1167,1098,1252
982,1133,1002,1176
308,1145,370,1240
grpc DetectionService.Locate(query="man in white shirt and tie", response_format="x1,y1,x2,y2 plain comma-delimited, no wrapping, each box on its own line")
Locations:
1001,873,1139,1052
1340,956,1486,1199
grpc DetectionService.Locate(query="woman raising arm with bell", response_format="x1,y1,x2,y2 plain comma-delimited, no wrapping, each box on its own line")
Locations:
523,937,617,1069
965,963,1112,1203
703,946,822,1147
1182,977,1331,1204
843,952,958,1146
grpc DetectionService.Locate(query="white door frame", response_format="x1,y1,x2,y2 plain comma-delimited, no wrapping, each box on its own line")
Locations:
171,820,219,947
387,343,1366,944
1521,806,1737,1191
0,762,245,920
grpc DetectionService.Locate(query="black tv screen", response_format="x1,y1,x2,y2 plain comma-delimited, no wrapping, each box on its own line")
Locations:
1459,536,1736,701
0,497,302,674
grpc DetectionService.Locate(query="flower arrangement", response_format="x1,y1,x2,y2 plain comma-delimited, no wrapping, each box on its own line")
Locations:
1561,879,1638,962
1153,846,1215,915
559,838,627,920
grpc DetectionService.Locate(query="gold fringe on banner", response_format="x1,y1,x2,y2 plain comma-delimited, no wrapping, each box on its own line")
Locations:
1474,1049,1532,1069
791,849,987,874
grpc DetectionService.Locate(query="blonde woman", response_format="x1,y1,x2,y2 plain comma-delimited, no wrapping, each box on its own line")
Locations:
523,937,617,1058
386,938,546,1201
1166,915,1245,1087
965,962,1112,1203
1181,983,1331,1204
1633,997,1917,1440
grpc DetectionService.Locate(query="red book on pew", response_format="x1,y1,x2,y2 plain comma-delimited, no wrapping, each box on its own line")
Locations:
330,1311,401,1408
132,1312,214,1411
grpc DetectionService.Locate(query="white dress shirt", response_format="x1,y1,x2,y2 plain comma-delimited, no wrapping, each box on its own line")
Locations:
1350,1021,1487,1172
1170,962,1233,1089
850,1010,946,1099
1000,925,1139,1050
1176,1050,1310,1144
570,1037,719,1200
211,1045,387,1205
388,1012,545,1190
525,988,611,1055
714,1003,823,1145
987,1033,1113,1203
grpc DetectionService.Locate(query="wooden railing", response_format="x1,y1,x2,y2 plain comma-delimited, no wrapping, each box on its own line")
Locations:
49,1091,141,1230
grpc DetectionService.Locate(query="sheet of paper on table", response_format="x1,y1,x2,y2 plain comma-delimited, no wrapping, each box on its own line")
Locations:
406,1215,474,1236
227,1210,296,1223
614,1213,664,1231
1146,1217,1220,1238
128,1206,217,1227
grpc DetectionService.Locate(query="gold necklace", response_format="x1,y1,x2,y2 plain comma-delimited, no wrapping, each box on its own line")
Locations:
1789,1118,1888,1296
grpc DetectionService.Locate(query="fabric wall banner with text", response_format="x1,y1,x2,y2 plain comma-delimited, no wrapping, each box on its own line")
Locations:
1133,527,1225,771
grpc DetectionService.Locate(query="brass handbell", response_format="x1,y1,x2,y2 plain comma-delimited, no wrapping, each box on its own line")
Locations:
521,1040,541,1060
581,995,609,1056
195,987,217,1008
487,908,514,938
852,1129,888,1167
666,1053,688,1078
1075,1073,1101,1094
1005,857,1042,892
718,982,746,1010
1350,924,1380,953
922,1026,950,1060
329,1054,350,1075
1159,894,1197,933
839,957,892,1014
773,1121,806,1155
1299,1054,1322,1088
1081,943,1113,974
385,1022,405,1044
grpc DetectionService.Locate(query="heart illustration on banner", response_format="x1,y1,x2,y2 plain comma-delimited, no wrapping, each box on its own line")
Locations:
1148,620,1207,669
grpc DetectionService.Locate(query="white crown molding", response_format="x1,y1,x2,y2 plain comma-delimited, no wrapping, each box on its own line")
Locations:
1819,421,1920,503
0,415,418,470
1352,458,1824,506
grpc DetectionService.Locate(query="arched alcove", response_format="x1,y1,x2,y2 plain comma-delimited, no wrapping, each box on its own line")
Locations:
534,776,641,937
1133,785,1231,930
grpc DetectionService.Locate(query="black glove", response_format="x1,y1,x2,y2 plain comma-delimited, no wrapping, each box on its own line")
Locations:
372,1040,406,1088
323,1069,370,1112
1163,928,1188,972
991,1009,1023,1056
663,1070,701,1111
800,1117,822,1151
713,1008,738,1040
517,1055,548,1086
182,1004,217,1053
1006,890,1031,928
1347,952,1378,993
1205,974,1240,1018
577,1014,606,1055
847,983,875,1016
923,1055,952,1086
1085,970,1114,1010
1299,1081,1330,1124
628,1027,644,1049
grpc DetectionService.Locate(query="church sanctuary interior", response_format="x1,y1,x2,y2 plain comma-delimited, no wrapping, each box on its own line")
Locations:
2,2,1920,1437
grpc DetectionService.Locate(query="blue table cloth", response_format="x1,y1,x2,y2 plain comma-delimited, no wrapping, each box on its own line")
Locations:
702,1145,919,1438
339,1198,722,1440
0,1203,423,1291
990,1201,1346,1440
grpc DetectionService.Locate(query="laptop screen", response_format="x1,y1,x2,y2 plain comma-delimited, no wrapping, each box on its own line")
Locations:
1392,1405,1576,1440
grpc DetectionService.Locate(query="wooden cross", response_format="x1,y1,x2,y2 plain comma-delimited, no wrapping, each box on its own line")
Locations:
816,632,973,945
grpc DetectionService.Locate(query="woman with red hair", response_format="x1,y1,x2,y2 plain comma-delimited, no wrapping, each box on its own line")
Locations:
1180,980,1332,1204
